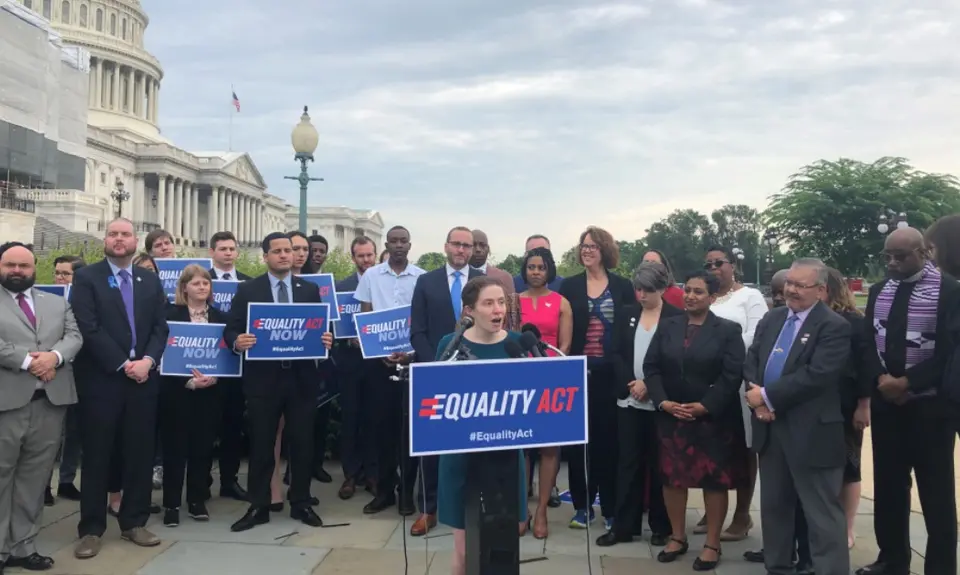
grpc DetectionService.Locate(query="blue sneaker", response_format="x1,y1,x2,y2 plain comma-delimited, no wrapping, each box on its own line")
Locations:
604,517,614,532
569,508,595,529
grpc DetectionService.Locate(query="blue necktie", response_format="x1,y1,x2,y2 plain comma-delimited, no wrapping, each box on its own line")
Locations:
451,271,463,321
764,314,798,385
118,270,137,350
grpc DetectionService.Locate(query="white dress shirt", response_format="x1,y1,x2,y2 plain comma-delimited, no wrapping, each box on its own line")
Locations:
213,267,239,280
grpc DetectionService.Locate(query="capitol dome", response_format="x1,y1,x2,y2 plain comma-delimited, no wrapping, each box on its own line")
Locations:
16,0,164,142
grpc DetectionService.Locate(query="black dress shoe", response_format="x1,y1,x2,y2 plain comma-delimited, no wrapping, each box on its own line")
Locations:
313,466,333,483
6,552,54,571
57,483,81,501
291,505,323,527
43,488,54,507
795,561,815,575
649,532,669,547
657,538,689,563
743,549,765,563
596,531,632,547
398,494,416,516
230,507,270,532
269,502,284,512
855,561,910,575
692,544,721,571
363,494,396,514
220,481,248,502
150,503,162,514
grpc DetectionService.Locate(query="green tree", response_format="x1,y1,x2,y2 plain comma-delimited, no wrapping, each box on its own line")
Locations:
416,252,446,271
497,254,523,276
765,157,960,275
710,204,762,284
644,209,715,279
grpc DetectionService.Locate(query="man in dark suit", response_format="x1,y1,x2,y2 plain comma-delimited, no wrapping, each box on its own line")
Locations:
223,232,332,533
856,227,959,575
408,226,483,536
206,230,250,501
71,218,169,559
744,257,851,575
333,236,378,500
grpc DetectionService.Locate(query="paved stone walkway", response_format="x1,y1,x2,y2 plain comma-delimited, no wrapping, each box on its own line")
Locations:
32,431,939,574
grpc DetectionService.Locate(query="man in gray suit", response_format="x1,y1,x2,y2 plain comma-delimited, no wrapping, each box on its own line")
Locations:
0,242,82,572
743,258,851,575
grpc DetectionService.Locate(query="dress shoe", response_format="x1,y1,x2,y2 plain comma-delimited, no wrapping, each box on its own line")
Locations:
795,561,815,575
188,502,209,521
163,508,179,527
657,537,689,563
6,552,54,571
220,481,248,501
743,549,765,563
73,535,101,559
338,478,357,500
150,503,162,514
855,561,910,575
692,544,721,571
365,479,378,496
313,465,333,483
649,532,669,547
410,514,437,536
57,483,81,501
269,502,284,512
121,527,161,547
596,531,632,547
719,517,753,541
43,488,54,507
398,494,416,516
291,505,323,527
231,507,270,532
363,494,396,514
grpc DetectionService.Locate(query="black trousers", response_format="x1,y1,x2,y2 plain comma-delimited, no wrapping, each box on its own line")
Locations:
159,380,221,509
338,359,377,481
871,398,957,574
246,377,316,508
567,367,618,516
78,377,158,536
370,361,416,500
314,402,331,470
795,504,811,565
216,378,246,485
612,407,669,537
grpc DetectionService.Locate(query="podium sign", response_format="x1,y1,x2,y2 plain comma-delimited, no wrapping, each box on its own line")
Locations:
408,356,588,457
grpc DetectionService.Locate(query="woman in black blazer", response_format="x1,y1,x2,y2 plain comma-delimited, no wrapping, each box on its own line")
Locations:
597,262,682,548
160,264,228,527
643,270,746,571
557,226,635,529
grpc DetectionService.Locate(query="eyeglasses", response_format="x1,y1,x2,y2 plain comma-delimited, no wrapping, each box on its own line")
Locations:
448,242,473,251
54,271,73,277
579,243,599,252
784,279,821,289
703,260,729,270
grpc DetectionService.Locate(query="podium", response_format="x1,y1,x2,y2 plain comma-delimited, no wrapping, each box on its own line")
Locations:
408,356,588,575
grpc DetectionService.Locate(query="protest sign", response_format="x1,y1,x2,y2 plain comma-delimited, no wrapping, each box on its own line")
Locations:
211,280,239,313
155,258,213,302
298,273,340,320
34,285,69,300
353,305,412,359
332,291,361,339
245,302,330,361
160,322,242,377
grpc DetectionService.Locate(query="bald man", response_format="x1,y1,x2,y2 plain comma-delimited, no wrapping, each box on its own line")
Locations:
469,229,515,298
0,242,82,571
858,227,960,575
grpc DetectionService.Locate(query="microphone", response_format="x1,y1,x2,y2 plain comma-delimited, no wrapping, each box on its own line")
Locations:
520,323,542,339
438,315,475,361
504,340,526,359
520,323,566,356
519,331,545,357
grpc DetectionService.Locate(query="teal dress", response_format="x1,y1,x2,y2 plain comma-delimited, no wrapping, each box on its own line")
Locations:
435,331,529,530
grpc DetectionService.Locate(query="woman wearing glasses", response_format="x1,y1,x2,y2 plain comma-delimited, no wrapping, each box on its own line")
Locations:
692,246,766,541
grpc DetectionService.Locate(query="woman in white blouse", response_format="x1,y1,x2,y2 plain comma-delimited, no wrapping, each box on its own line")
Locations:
691,246,768,541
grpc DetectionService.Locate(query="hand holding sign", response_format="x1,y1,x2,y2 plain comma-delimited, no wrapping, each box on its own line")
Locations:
235,334,257,351
245,303,331,361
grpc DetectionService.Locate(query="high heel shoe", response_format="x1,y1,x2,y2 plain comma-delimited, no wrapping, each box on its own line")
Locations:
656,537,689,563
693,544,721,571
719,517,752,541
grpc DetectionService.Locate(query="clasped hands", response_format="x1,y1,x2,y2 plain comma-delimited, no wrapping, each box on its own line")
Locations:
233,332,334,352
877,374,908,405
27,351,59,383
124,358,153,383
187,368,216,390
745,382,776,422
661,400,708,420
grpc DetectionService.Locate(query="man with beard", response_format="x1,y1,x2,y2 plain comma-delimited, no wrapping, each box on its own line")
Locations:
469,230,515,297
71,218,169,559
0,243,82,572
406,226,484,536
856,227,960,575
333,236,378,499
354,226,425,517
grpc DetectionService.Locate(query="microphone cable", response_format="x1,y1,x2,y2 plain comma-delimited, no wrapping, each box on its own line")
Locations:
582,444,594,575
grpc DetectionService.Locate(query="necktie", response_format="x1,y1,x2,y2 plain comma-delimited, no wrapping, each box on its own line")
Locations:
223,273,232,280
764,314,798,385
451,271,463,321
16,293,35,328
277,280,290,303
118,270,137,348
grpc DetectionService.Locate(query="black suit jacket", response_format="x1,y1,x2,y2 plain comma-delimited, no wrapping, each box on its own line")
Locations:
611,302,683,400
163,304,229,386
72,259,169,396
333,272,364,370
643,311,745,418
222,273,327,398
744,301,850,467
209,267,251,281
410,266,483,362
558,271,635,358
838,311,870,411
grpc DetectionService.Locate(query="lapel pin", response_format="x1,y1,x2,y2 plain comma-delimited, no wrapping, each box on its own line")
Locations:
136,277,142,282
800,333,809,344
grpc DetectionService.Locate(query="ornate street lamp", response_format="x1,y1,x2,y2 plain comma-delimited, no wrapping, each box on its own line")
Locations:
110,178,129,219
877,211,908,234
763,228,779,283
732,242,745,265
285,106,323,233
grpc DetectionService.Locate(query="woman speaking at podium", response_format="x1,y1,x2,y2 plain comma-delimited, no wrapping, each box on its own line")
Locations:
435,275,528,575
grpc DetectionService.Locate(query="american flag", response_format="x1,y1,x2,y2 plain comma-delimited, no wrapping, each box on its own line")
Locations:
231,91,240,112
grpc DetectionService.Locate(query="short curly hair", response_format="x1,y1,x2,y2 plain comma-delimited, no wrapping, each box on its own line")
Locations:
577,226,619,269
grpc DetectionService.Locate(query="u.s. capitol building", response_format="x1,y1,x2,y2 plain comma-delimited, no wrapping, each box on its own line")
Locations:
1,0,382,251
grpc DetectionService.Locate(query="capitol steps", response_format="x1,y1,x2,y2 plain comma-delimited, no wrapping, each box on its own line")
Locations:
33,216,103,255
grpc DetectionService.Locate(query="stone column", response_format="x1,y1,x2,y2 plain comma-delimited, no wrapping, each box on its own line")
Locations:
213,187,222,232
173,179,183,239
241,196,249,243
88,60,97,107
183,182,192,243
111,63,121,111
254,201,261,241
165,178,175,231
191,184,199,244
125,67,134,113
231,192,239,238
95,59,104,108
157,174,167,229
144,77,151,120
152,81,159,123
224,190,232,235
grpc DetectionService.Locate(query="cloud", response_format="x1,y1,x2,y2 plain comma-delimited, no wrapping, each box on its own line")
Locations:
145,0,960,259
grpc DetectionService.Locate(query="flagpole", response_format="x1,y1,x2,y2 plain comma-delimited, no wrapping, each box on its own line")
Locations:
229,84,234,152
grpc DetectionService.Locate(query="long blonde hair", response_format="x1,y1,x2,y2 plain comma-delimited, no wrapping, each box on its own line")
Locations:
824,267,862,316
175,264,213,306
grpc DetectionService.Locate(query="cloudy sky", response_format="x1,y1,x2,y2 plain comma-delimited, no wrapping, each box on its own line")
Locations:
148,0,960,260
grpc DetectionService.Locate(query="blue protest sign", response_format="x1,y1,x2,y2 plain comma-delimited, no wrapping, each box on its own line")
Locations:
155,258,213,302
246,302,330,361
159,322,242,378
211,280,239,313
298,274,340,320
353,305,412,359
332,291,360,339
408,356,588,456
34,285,69,299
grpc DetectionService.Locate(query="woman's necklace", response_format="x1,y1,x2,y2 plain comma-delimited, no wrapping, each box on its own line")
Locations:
713,284,741,305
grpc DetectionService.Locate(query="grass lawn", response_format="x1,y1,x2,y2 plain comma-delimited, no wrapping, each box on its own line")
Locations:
855,293,868,309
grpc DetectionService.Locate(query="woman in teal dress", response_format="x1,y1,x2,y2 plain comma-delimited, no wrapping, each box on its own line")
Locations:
435,275,528,575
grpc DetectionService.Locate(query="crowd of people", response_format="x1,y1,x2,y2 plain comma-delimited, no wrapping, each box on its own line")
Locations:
0,214,959,575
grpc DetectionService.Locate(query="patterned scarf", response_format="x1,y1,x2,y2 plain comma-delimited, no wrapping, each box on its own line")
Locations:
873,261,941,370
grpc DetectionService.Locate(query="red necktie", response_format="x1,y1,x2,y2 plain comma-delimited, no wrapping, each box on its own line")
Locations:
17,293,36,328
